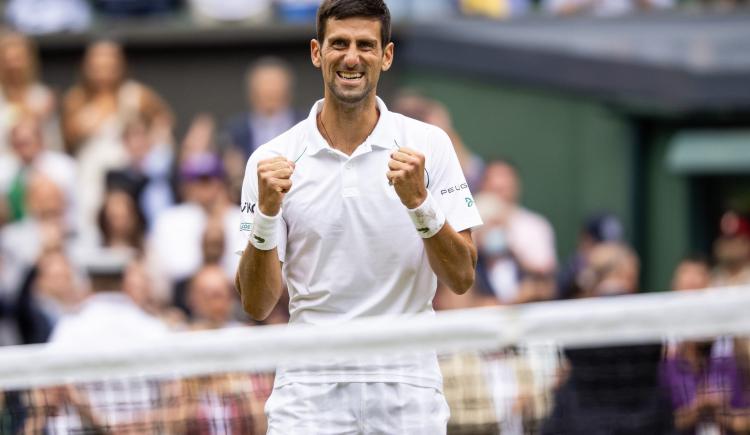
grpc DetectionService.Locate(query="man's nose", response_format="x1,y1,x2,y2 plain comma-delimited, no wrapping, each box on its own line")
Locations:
343,46,360,68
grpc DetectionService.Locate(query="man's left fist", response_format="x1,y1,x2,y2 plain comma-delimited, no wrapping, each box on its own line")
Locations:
387,147,427,209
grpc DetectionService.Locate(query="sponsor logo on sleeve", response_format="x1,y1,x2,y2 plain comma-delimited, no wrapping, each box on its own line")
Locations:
465,197,474,207
241,202,256,214
440,183,469,196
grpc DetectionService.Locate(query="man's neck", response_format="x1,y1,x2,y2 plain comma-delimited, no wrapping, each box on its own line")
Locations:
319,94,379,156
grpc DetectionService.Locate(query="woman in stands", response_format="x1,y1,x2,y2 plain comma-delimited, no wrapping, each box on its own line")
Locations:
0,32,60,153
62,40,173,246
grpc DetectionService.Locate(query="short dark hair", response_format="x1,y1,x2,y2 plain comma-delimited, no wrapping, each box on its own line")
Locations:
316,0,391,46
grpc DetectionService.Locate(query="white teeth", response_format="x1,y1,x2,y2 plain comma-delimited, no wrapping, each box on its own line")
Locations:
339,72,363,80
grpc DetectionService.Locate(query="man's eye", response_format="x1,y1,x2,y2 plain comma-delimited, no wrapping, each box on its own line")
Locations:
331,41,347,49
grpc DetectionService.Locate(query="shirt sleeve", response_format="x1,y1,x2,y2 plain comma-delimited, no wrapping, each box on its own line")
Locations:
236,150,287,262
426,127,483,233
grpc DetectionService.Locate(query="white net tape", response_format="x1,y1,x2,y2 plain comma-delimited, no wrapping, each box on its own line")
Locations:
0,286,749,391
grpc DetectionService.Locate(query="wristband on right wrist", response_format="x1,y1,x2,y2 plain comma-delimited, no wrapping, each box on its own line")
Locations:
407,191,446,239
249,208,280,251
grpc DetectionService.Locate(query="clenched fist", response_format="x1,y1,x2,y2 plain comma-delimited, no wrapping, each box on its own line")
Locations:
257,156,294,216
387,147,427,209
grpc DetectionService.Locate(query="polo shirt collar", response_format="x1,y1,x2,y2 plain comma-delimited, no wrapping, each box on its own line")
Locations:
306,96,396,156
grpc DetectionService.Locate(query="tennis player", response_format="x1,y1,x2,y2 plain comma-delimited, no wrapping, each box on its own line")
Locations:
235,0,483,433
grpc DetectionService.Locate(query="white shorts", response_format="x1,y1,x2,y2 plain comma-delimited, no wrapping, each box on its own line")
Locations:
265,382,450,435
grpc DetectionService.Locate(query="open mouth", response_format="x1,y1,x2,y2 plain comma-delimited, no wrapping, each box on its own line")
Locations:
337,71,364,81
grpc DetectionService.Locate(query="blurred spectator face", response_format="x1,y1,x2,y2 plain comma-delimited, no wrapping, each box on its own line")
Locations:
0,33,36,84
101,190,139,245
83,41,125,91
202,219,225,265
25,173,65,222
248,64,292,117
10,118,44,164
189,266,234,326
578,243,639,297
184,177,223,210
123,261,152,311
473,192,510,257
123,118,152,163
671,259,711,291
180,153,226,210
36,250,83,307
481,161,520,205
393,92,453,131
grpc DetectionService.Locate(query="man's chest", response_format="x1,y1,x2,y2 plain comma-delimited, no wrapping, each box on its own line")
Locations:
281,150,411,238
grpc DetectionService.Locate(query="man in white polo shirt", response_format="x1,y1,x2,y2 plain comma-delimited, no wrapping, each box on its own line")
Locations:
235,0,482,433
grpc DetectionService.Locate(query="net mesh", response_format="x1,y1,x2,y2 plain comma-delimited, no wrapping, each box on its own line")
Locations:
1,287,750,435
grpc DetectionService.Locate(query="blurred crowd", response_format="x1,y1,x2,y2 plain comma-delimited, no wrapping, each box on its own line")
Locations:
0,27,749,434
0,0,747,36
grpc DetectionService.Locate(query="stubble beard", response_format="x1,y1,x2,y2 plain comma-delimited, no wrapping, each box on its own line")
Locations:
326,74,374,107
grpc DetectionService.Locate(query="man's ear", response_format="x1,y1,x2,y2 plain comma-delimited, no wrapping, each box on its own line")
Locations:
311,39,322,69
381,42,394,72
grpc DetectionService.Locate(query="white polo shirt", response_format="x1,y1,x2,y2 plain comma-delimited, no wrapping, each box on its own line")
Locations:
237,97,482,389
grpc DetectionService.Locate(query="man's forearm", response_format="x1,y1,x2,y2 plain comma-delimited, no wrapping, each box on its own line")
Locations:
236,246,284,321
423,227,477,294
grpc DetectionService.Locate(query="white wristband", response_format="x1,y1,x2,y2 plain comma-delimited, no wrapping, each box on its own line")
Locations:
249,209,280,251
407,191,446,239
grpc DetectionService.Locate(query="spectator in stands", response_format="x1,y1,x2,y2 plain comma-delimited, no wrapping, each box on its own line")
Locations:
185,264,269,434
558,212,624,299
120,116,175,229
222,58,300,203
41,250,172,433
663,253,750,434
149,153,240,304
188,265,242,330
481,160,557,273
0,32,61,154
661,337,750,434
14,248,87,344
542,242,674,434
62,40,173,245
473,160,557,304
712,212,750,287
392,90,485,191
122,258,183,329
5,0,91,35
93,0,181,17
471,192,523,305
0,117,77,226
672,254,712,291
459,0,531,19
542,0,673,16
0,172,79,345
97,186,146,253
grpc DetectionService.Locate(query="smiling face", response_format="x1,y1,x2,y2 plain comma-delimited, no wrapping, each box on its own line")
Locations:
311,17,393,107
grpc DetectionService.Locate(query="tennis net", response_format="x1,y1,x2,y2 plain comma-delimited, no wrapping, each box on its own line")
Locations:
1,286,749,434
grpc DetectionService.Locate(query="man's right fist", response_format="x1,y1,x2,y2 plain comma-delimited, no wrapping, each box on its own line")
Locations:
257,156,294,216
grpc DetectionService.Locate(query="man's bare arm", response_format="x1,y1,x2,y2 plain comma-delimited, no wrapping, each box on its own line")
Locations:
388,147,477,294
423,227,477,294
236,157,293,321
236,247,284,321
